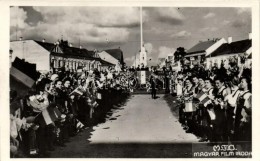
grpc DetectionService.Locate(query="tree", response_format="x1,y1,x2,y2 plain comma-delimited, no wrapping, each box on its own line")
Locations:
174,47,186,66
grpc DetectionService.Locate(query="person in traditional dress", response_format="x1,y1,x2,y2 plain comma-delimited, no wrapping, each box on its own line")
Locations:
182,78,195,133
234,77,252,143
224,77,240,141
212,77,229,142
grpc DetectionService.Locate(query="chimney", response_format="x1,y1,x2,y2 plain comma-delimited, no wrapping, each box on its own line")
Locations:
228,37,232,44
249,32,252,40
69,43,73,47
42,39,45,43
19,37,23,41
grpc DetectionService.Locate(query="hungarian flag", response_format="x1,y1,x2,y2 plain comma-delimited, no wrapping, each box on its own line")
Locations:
195,91,207,101
201,97,212,107
10,66,35,88
70,86,85,96
195,91,212,107
41,107,62,125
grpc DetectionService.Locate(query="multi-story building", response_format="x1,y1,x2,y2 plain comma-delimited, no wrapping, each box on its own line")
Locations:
10,39,116,73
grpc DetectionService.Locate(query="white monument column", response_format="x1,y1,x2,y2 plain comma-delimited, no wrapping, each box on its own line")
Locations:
139,7,147,67
139,7,147,85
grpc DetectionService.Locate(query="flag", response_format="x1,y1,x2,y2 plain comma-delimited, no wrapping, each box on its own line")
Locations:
41,109,53,125
207,109,216,120
10,66,35,88
41,107,62,125
53,107,62,118
70,86,85,96
201,97,212,107
92,100,99,108
195,91,212,107
14,108,21,119
76,119,84,132
195,91,207,101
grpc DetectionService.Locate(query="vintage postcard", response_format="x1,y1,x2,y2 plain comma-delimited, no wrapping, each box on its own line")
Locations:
0,0,259,160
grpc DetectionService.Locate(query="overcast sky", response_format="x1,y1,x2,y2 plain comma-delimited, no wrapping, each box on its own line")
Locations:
10,6,251,66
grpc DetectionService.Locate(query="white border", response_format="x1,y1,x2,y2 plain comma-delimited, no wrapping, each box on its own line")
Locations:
0,0,259,161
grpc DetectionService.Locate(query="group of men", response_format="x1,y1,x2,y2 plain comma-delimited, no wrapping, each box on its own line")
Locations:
172,63,252,144
10,67,130,157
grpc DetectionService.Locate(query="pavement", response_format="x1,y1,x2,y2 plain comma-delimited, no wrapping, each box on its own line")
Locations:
90,94,198,143
50,94,199,158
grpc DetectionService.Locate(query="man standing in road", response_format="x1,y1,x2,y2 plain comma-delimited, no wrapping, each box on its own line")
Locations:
150,75,156,99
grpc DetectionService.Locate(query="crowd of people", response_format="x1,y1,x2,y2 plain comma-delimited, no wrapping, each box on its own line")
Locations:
170,61,252,145
10,67,131,157
10,56,252,157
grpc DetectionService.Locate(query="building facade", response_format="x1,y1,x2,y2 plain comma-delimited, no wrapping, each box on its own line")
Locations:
98,48,124,71
10,39,115,73
185,38,227,67
206,36,252,69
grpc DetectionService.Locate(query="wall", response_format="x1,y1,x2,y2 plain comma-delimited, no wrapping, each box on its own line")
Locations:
10,40,50,71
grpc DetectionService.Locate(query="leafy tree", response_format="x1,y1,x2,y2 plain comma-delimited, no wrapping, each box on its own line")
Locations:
174,47,186,66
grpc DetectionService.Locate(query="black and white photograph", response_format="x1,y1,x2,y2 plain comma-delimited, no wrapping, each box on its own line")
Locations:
5,1,259,159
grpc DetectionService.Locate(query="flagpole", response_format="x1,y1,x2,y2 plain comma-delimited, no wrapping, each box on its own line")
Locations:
140,6,143,48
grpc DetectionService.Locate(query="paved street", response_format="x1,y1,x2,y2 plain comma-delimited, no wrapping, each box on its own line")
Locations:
90,94,198,143
50,94,199,158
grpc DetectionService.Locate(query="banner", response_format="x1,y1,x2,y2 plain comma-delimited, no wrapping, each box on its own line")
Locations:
10,67,35,88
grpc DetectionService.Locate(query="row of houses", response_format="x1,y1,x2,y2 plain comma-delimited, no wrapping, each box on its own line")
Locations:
159,33,252,70
10,39,125,73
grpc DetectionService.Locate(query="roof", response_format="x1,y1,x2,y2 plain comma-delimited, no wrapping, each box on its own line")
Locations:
248,53,252,59
35,40,55,51
208,39,251,57
40,40,96,59
186,40,216,55
104,49,124,63
98,59,115,66
60,46,94,59
22,40,123,62
35,40,95,59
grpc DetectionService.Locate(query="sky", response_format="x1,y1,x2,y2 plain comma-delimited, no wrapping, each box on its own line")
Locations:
10,6,251,66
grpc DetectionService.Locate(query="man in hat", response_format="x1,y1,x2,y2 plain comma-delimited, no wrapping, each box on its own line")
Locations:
150,75,157,99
